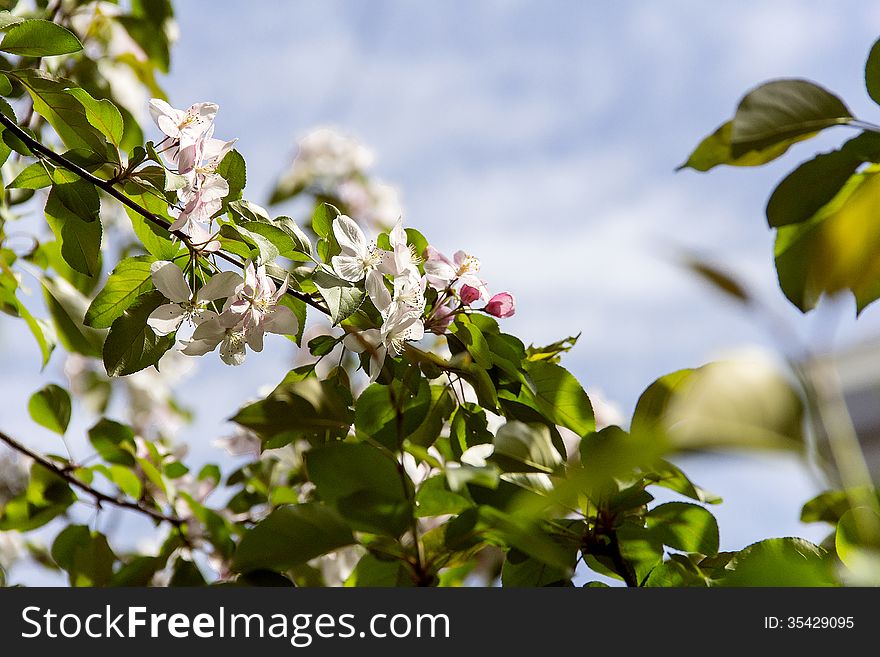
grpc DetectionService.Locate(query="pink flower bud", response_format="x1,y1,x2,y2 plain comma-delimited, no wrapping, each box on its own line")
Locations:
485,292,515,318
460,284,481,305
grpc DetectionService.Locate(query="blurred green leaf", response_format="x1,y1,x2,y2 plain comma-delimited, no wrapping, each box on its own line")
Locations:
234,504,355,573
27,383,71,435
646,502,719,555
720,538,835,587
88,418,136,466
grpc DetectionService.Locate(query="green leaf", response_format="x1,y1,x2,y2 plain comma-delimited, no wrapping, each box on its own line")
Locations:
0,19,82,57
231,377,352,446
766,146,862,229
219,222,278,265
720,538,835,587
0,12,25,31
835,507,880,573
306,442,412,535
639,360,803,451
643,460,722,505
479,506,575,571
646,502,719,555
88,419,136,466
414,475,472,518
313,266,365,325
520,360,594,436
233,504,355,573
450,316,492,369
216,149,246,209
0,464,75,531
354,373,432,450
121,180,182,260
0,285,56,367
27,383,71,435
8,161,55,189
775,164,880,313
51,525,115,587
102,290,175,377
12,70,107,153
108,465,142,499
345,554,411,587
44,182,102,277
308,334,339,357
42,276,104,358
731,79,852,155
65,88,124,148
312,202,340,239
501,548,572,587
491,421,563,474
52,179,101,222
85,256,155,328
677,120,807,172
867,37,880,107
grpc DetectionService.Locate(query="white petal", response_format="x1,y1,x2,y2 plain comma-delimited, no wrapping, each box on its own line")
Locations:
264,305,299,336
246,327,265,353
197,271,244,302
151,261,191,302
366,269,392,312
147,303,186,335
389,219,406,248
198,173,229,203
220,333,246,366
181,338,219,356
190,317,226,341
343,328,381,353
331,255,366,282
368,346,387,383
332,215,367,255
149,99,180,124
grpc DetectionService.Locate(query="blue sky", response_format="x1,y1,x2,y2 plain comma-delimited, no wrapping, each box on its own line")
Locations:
5,1,880,581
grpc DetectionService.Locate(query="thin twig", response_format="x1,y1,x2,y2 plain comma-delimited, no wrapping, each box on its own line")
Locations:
0,110,330,316
0,428,184,527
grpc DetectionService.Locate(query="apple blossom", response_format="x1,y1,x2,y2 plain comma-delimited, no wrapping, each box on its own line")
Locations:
220,261,300,351
330,214,390,309
182,318,248,366
485,292,516,318
380,219,421,279
424,246,488,300
343,299,425,381
149,99,217,151
147,260,243,335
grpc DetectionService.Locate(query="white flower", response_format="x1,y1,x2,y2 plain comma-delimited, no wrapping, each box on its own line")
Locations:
424,246,488,300
182,261,299,364
330,215,390,309
380,219,421,279
343,300,424,382
182,318,248,366
149,99,217,151
147,261,243,335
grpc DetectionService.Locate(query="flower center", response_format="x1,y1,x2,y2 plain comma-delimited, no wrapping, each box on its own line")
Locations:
457,254,480,276
362,243,384,270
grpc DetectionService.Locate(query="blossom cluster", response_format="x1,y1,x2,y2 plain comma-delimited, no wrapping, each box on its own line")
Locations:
331,214,516,381
148,99,236,250
148,259,298,366
272,127,403,228
144,100,513,371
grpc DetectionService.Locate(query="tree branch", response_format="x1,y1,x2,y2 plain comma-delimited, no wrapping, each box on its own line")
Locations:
0,428,184,527
0,110,330,316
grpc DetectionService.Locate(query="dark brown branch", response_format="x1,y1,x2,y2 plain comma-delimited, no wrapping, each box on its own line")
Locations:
0,110,330,316
0,428,184,527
